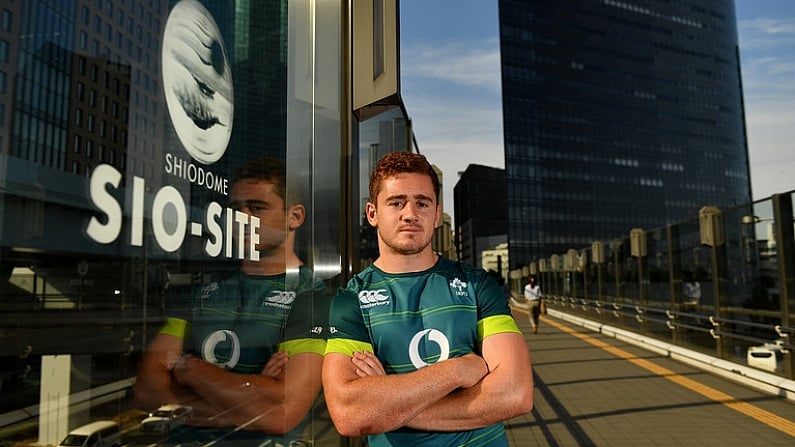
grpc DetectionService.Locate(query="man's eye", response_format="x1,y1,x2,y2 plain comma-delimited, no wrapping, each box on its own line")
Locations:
389,201,403,207
249,205,265,213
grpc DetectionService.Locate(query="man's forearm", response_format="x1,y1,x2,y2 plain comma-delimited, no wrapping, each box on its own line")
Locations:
324,353,488,436
173,353,322,434
406,333,535,431
175,355,284,417
404,373,529,431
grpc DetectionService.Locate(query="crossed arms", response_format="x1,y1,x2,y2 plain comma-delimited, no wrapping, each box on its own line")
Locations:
321,331,533,437
133,332,322,434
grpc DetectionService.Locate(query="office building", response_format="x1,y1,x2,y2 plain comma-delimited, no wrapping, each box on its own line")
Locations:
499,0,752,266
454,164,507,266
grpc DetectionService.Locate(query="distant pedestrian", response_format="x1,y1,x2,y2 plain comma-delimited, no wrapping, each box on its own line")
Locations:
524,276,542,334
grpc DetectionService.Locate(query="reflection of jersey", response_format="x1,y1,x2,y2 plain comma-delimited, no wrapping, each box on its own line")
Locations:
160,265,331,446
326,257,521,447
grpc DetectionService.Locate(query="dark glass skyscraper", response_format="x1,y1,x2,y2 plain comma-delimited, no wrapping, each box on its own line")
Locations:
454,164,507,267
499,0,752,266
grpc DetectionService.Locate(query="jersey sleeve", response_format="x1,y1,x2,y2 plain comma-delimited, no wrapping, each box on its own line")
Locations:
157,283,196,340
280,286,333,356
475,270,521,340
324,288,374,356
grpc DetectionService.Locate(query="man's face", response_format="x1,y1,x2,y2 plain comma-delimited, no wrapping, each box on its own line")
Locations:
228,179,290,254
366,173,441,256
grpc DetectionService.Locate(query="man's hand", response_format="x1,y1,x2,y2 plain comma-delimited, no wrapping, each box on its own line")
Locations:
262,351,289,379
171,353,197,386
351,351,386,377
451,353,489,389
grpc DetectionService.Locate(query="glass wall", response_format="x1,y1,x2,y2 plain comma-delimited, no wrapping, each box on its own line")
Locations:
0,1,348,446
353,107,411,271
525,192,795,380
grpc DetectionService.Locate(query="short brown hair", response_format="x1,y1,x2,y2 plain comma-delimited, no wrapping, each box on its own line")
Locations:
369,152,440,204
233,157,304,208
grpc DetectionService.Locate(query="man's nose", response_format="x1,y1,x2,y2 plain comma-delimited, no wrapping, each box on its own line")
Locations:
401,202,419,220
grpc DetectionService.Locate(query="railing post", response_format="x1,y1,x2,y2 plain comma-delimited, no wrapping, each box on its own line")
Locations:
772,193,794,379
592,241,605,304
700,206,728,359
631,228,647,333
566,249,578,300
667,224,681,344
612,240,624,300
551,254,560,297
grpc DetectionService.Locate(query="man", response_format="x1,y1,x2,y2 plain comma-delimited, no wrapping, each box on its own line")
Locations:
134,157,331,446
322,152,533,446
524,275,543,334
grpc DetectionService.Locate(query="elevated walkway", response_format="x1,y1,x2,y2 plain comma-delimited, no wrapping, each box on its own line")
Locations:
505,307,795,446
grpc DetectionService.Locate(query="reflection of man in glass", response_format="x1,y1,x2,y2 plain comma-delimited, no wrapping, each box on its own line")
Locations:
682,271,701,309
134,157,331,446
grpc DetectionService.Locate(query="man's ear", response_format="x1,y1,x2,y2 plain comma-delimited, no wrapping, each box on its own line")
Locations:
287,204,306,230
365,202,378,227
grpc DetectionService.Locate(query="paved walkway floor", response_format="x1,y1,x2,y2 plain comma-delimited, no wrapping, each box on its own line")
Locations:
504,309,795,446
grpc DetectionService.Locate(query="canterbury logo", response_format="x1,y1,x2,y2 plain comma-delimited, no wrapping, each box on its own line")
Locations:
359,289,389,303
200,282,220,302
263,291,296,306
358,289,390,308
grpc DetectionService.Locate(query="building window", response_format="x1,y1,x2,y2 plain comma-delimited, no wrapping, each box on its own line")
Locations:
373,0,384,79
1,10,11,32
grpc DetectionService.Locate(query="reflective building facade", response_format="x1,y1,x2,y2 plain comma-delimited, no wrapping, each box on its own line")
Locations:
499,0,753,266
0,1,410,445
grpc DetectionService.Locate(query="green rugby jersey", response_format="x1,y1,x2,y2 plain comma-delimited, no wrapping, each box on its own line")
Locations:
326,256,520,447
158,265,332,446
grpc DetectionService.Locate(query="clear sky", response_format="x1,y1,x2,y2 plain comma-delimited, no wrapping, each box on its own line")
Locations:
399,0,795,219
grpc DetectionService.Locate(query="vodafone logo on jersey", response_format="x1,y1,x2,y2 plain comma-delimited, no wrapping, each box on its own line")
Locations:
201,329,241,370
358,289,390,308
408,329,450,369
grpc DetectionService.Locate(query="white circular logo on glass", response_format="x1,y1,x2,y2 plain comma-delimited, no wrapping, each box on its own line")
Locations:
202,329,241,369
408,329,450,369
162,0,234,164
